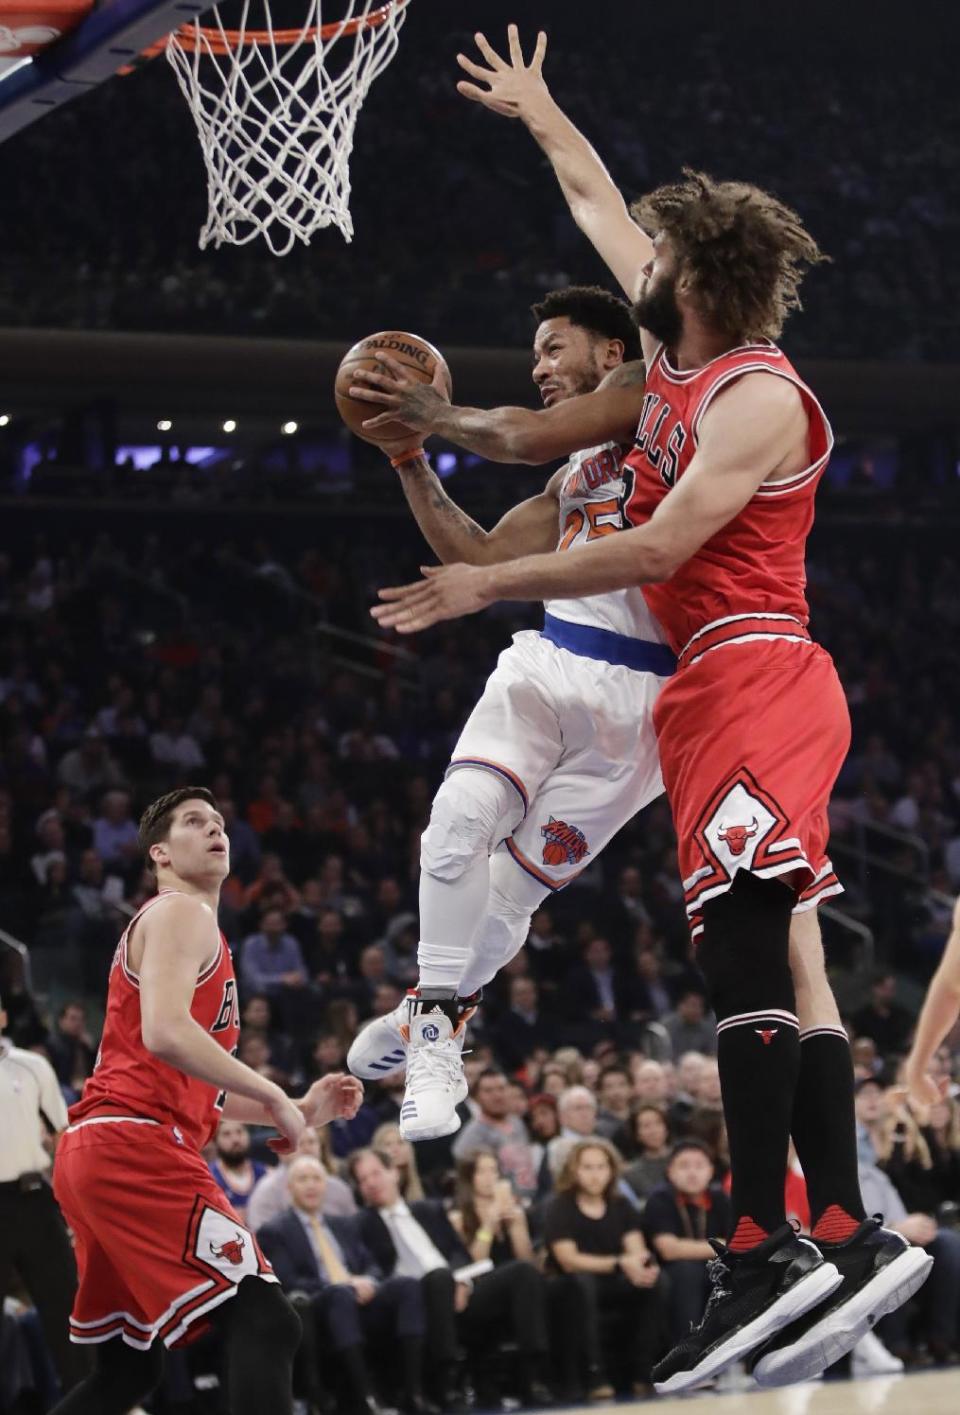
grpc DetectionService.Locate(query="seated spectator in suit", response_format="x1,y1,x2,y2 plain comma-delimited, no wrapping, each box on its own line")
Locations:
258,1156,427,1415
349,1148,551,1409
643,1140,731,1340
595,1064,634,1145
452,1069,540,1201
248,1126,356,1232
623,1106,673,1206
667,1051,708,1134
208,1120,267,1223
543,1139,664,1400
493,977,557,1072
372,1122,425,1201
563,938,635,1042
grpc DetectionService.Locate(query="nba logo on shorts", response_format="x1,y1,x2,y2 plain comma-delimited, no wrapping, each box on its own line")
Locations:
422,1023,440,1042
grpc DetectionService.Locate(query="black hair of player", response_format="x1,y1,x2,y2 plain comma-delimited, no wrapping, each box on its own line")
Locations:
138,786,219,871
531,284,643,363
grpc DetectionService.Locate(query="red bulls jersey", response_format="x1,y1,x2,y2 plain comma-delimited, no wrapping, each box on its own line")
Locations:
623,342,833,660
70,891,239,1150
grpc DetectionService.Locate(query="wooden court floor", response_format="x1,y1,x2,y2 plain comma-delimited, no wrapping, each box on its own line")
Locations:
551,1370,957,1415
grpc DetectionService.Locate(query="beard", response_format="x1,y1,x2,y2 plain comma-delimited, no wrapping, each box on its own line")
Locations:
633,274,684,348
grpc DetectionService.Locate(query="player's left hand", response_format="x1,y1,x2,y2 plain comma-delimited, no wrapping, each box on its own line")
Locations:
297,1072,364,1127
371,563,496,633
348,353,451,437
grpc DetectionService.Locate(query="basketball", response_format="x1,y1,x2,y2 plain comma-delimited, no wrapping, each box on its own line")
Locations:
334,330,452,445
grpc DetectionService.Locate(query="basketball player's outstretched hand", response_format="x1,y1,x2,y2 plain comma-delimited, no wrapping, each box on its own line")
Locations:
349,354,450,439
299,1073,364,1127
265,1088,307,1156
372,563,493,634
455,25,549,120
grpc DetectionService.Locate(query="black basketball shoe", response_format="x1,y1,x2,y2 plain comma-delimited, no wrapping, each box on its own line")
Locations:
750,1217,934,1387
652,1224,842,1395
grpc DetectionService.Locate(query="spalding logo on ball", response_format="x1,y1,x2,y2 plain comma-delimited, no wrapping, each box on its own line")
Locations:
334,330,452,446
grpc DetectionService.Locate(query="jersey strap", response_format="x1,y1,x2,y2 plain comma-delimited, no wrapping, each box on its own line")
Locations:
542,613,677,675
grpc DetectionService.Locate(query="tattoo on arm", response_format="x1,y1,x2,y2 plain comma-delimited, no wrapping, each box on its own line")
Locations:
425,476,484,540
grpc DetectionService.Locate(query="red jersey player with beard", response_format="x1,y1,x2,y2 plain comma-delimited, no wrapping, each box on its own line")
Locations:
346,26,933,1397
51,788,362,1415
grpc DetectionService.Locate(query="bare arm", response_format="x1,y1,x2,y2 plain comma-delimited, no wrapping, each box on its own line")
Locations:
350,358,646,465
138,897,304,1147
395,457,562,565
904,897,960,1106
372,374,805,632
653,1232,715,1262
456,28,653,307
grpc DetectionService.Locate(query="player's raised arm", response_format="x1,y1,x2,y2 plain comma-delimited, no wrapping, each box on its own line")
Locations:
903,896,960,1109
350,356,646,465
138,894,305,1149
371,373,803,632
456,27,653,305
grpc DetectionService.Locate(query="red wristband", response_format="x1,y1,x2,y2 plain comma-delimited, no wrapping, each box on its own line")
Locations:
389,447,426,469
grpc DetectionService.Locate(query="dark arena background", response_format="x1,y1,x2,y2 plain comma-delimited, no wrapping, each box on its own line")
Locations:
1,1,960,1413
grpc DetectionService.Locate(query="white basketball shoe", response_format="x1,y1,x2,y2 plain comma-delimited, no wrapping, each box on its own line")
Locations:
347,988,473,1081
399,1003,472,1141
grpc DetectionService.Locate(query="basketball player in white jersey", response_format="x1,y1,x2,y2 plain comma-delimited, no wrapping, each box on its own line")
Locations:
347,285,675,1140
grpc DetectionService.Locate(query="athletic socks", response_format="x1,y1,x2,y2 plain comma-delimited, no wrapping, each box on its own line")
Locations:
717,1008,801,1248
793,1026,866,1241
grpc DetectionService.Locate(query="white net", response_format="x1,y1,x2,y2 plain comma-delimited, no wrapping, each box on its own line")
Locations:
165,0,407,257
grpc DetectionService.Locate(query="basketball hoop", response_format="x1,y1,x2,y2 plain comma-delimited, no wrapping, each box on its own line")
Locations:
158,0,408,256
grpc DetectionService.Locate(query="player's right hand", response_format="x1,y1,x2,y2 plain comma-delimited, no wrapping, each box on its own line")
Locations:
456,26,549,122
265,1088,307,1155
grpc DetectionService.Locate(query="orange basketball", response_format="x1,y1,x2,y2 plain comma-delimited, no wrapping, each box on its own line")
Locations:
542,841,567,867
334,330,452,445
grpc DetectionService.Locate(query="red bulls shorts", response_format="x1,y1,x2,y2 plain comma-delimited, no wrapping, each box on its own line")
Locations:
54,1115,276,1350
653,629,850,941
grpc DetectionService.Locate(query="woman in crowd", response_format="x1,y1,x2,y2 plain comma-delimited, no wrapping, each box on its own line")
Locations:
622,1106,673,1205
543,1139,665,1400
449,1150,536,1264
371,1121,425,1201
923,1096,960,1209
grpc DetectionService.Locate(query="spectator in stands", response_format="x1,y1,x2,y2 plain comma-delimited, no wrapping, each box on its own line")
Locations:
544,1138,663,1399
853,971,915,1054
642,1140,731,1340
923,1096,960,1207
667,1051,708,1133
623,1106,673,1205
239,992,300,1085
91,788,139,873
631,1058,671,1108
221,796,262,883
452,1068,540,1200
259,1155,427,1415
30,810,68,887
595,1064,634,1144
494,976,557,1071
148,713,205,776
208,1120,268,1222
45,1000,96,1098
349,1147,551,1410
242,852,302,916
660,989,716,1059
248,1127,356,1232
240,905,309,999
633,947,675,1022
563,937,632,1039
448,1149,536,1265
56,727,126,798
547,1086,603,1179
372,1123,426,1202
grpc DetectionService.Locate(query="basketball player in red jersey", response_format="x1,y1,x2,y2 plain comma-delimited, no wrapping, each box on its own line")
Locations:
347,27,934,1393
50,787,363,1415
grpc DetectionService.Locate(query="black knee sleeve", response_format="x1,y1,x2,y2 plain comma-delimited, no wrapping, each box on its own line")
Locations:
214,1275,302,1355
697,871,795,1021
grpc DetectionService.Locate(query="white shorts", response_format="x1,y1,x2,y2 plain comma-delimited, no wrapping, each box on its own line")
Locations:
448,629,668,890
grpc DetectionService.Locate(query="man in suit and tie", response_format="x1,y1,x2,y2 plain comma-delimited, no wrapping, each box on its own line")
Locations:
258,1156,427,1415
348,1148,551,1410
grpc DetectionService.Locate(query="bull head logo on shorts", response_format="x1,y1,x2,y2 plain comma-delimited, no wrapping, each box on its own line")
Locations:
716,817,759,856
210,1233,246,1265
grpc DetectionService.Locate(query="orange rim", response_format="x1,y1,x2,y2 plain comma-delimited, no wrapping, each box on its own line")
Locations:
138,0,404,58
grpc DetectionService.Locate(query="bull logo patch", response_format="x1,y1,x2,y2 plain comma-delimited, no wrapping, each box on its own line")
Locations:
717,817,760,856
541,817,589,868
755,1029,779,1046
701,779,778,876
210,1233,246,1265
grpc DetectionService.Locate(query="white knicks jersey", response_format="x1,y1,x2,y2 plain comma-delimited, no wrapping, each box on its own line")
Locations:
545,442,668,644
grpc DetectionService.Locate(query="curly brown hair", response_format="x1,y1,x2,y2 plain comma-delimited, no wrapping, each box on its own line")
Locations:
630,169,828,344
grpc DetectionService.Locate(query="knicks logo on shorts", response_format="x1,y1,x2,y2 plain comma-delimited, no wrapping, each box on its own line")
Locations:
541,817,589,868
